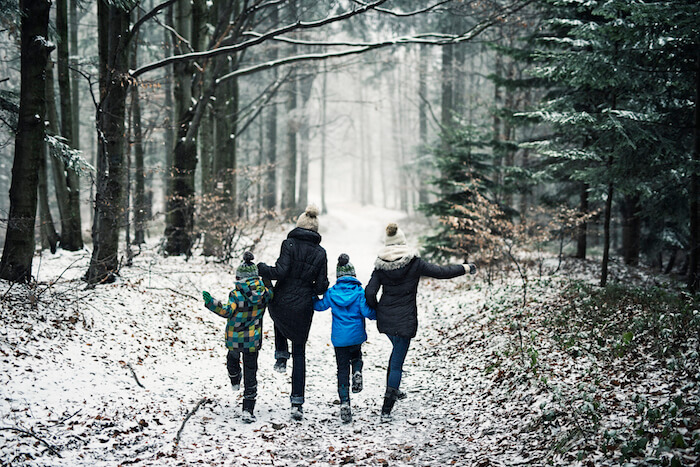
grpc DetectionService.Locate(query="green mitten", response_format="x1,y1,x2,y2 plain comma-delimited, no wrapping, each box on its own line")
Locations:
202,290,213,304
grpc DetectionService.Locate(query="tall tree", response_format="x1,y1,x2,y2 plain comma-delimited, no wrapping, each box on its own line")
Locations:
86,0,130,284
55,0,83,250
0,0,53,282
262,5,280,213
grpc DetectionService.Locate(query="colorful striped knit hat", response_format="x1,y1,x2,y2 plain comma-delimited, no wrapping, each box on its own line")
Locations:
336,253,356,278
236,251,258,279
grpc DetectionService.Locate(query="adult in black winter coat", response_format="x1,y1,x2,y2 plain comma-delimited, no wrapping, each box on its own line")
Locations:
258,205,329,420
365,222,476,422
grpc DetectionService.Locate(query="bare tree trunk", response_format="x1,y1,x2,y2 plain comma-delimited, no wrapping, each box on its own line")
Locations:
262,6,279,213
417,43,429,205
320,63,328,214
56,0,83,250
600,162,614,287
131,10,146,245
688,50,700,291
69,0,80,149
441,43,454,128
163,12,174,205
164,0,196,255
298,73,315,210
575,182,588,259
38,134,59,253
0,0,52,282
620,193,641,266
357,75,368,206
281,77,298,216
86,0,130,284
46,59,71,246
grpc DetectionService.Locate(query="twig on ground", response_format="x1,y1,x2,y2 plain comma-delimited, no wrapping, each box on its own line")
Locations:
175,397,210,446
0,426,62,457
126,363,145,389
52,409,82,425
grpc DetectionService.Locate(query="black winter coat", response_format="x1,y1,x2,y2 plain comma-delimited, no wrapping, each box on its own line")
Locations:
365,256,464,338
258,227,329,342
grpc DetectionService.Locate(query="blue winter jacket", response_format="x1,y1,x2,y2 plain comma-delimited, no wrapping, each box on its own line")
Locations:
313,276,376,347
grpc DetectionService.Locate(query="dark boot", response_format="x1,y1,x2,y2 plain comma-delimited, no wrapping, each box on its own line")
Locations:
242,399,256,423
229,372,241,391
274,358,287,373
291,403,303,421
351,357,363,393
381,387,400,422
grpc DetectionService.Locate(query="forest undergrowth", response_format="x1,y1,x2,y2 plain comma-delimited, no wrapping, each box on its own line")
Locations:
465,259,700,466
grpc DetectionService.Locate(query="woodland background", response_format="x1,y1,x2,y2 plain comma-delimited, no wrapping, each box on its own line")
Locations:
0,1,699,465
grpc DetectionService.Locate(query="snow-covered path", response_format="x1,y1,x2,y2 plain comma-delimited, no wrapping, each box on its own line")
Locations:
0,203,499,466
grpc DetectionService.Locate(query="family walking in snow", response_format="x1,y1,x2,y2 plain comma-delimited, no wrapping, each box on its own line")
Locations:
201,205,476,424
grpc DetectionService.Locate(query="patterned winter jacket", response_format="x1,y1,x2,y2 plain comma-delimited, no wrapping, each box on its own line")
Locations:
205,277,273,352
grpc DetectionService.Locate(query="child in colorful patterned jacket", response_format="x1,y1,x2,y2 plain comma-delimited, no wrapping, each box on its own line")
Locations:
202,251,273,423
313,254,376,423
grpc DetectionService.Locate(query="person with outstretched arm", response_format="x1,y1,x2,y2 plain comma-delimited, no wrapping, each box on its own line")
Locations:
365,223,477,422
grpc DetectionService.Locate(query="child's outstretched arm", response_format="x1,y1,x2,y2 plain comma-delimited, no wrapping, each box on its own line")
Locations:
202,290,237,318
313,292,331,312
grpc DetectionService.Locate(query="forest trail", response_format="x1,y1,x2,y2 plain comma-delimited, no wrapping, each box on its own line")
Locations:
0,203,530,466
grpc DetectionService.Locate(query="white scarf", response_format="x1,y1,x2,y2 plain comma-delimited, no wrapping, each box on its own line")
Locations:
374,244,419,271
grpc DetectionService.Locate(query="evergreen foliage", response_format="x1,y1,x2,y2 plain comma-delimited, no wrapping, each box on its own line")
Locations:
421,122,498,260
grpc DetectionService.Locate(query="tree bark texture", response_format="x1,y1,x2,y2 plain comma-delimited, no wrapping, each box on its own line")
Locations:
575,182,588,259
38,134,59,253
0,0,53,282
417,43,429,205
600,172,614,287
688,50,700,291
620,193,641,266
297,73,315,211
46,60,72,248
262,6,279,213
86,1,130,284
281,75,298,216
56,0,83,251
164,0,196,255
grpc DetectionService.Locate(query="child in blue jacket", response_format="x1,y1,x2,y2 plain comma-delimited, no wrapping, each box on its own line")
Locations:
313,254,376,423
202,251,273,423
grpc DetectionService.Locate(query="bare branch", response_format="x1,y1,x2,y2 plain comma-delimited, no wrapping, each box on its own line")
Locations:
351,0,452,17
126,362,146,389
131,0,392,78
128,0,178,43
0,427,62,458
216,0,533,83
175,398,210,446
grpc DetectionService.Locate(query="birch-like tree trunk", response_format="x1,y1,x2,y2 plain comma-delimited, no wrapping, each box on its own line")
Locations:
0,0,53,282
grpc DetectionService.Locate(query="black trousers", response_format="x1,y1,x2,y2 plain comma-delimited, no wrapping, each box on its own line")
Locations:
274,324,291,360
227,349,258,401
334,344,363,402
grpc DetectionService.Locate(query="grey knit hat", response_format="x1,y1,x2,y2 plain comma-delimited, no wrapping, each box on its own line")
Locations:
336,253,356,278
236,251,258,279
296,204,320,232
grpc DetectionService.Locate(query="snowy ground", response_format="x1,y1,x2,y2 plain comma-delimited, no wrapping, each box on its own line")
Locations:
1,203,698,466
